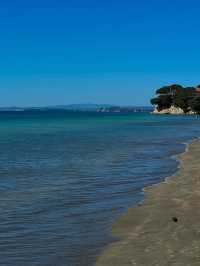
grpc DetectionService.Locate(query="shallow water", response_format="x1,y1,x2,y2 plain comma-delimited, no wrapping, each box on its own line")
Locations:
0,111,200,266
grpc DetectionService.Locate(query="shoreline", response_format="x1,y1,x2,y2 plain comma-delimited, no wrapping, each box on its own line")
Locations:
96,138,200,266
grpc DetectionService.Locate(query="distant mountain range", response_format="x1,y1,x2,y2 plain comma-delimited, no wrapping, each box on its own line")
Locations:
50,104,114,111
0,104,153,113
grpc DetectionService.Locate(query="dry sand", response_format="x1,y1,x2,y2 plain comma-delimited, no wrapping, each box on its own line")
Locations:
96,140,200,266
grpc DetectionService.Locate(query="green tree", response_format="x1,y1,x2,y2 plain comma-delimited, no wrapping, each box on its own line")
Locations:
151,95,172,111
173,93,190,113
156,84,183,95
189,96,200,113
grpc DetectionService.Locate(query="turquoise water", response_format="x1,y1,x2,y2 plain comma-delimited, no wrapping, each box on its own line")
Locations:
1,111,200,266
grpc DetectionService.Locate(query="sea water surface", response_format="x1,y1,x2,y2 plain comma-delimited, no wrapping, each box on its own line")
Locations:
1,111,200,266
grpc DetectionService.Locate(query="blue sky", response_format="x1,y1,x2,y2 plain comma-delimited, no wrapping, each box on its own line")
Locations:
0,0,200,106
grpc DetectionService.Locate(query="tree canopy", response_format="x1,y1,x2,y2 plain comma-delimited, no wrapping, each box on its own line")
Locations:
189,96,200,114
151,95,172,111
156,84,183,95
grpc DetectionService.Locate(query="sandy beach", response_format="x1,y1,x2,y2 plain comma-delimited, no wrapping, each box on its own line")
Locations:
96,139,200,266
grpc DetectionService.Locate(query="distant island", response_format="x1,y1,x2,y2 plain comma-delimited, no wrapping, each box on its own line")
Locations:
151,84,200,114
0,104,153,113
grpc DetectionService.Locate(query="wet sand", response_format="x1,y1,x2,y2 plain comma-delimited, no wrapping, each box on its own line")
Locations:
96,140,200,266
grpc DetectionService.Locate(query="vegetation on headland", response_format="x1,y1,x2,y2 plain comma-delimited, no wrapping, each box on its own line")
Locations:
151,84,200,114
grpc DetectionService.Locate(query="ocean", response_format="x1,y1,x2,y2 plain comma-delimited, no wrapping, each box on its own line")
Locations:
0,111,200,266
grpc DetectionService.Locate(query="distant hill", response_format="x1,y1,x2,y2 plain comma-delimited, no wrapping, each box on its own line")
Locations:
49,104,113,111
0,104,153,113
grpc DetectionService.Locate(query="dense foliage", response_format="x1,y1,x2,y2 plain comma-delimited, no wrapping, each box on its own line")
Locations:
151,84,200,113
189,96,200,113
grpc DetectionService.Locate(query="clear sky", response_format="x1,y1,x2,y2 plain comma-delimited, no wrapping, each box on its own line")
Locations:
0,0,200,107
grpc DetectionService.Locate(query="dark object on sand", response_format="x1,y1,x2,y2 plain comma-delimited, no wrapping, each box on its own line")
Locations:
172,217,178,223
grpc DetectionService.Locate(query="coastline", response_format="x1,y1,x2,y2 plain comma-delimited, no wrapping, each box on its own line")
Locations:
96,138,200,266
